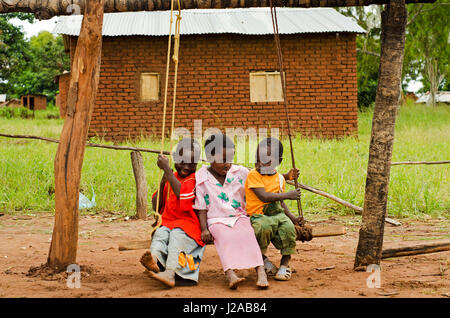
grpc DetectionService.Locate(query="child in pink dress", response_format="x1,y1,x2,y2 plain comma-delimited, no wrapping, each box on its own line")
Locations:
193,133,269,289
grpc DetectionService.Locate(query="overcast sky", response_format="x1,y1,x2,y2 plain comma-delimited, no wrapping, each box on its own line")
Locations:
10,17,58,39
9,16,423,93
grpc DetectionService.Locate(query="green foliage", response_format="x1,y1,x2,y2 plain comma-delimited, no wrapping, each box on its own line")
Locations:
404,1,449,99
0,14,70,102
338,3,449,108
0,106,33,119
8,31,70,101
0,13,33,94
337,7,381,109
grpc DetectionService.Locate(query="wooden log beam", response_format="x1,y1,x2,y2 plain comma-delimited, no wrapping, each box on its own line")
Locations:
382,240,450,259
47,0,104,272
130,151,148,220
0,0,435,19
0,133,172,156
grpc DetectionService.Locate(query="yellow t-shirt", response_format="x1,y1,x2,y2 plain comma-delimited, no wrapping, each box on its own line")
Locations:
245,168,286,216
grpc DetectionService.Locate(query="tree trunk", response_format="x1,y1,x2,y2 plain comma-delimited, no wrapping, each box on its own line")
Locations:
0,0,434,19
354,0,407,270
130,151,148,220
47,0,104,272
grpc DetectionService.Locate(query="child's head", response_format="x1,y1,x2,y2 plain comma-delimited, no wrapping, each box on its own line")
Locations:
255,137,283,175
172,137,201,178
204,133,235,176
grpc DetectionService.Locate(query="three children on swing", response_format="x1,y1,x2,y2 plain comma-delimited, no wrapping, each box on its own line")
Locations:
141,134,302,289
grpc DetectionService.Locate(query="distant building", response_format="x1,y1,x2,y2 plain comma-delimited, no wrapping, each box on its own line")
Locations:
416,91,450,104
0,94,6,103
20,94,47,110
3,99,21,108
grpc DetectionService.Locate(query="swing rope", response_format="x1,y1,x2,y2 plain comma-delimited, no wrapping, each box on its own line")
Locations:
152,0,182,236
268,0,305,222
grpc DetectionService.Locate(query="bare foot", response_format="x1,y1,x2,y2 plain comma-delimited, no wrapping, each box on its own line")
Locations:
226,269,246,289
256,266,269,289
146,269,176,288
140,251,160,273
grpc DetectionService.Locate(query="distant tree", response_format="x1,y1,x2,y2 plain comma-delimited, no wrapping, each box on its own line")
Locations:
0,13,33,96
337,6,381,109
403,0,449,106
11,31,69,101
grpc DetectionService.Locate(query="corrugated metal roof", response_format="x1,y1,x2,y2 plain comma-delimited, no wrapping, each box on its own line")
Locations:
53,8,365,37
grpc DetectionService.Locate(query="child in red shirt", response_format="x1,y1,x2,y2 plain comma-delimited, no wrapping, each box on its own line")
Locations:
140,138,204,287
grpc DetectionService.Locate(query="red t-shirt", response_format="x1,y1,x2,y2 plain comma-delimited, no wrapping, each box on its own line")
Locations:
152,172,204,247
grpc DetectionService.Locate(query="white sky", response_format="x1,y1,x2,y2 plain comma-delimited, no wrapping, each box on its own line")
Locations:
10,17,58,39
9,17,423,93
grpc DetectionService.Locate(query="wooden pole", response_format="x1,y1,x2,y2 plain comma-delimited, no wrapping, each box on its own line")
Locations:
47,0,105,272
382,240,450,259
130,151,148,220
354,0,407,269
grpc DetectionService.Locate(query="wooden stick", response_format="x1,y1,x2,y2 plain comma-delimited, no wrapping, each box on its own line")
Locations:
391,160,450,166
118,225,347,250
0,133,172,156
119,240,151,251
311,225,346,237
382,240,450,259
130,151,148,220
286,180,401,226
2,134,447,168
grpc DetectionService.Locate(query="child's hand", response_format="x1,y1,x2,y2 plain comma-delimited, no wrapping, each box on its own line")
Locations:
201,229,214,244
285,188,301,200
293,216,306,226
286,168,299,181
157,154,171,173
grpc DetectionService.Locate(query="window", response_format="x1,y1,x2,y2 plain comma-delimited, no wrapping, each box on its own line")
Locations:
140,73,160,101
249,71,284,102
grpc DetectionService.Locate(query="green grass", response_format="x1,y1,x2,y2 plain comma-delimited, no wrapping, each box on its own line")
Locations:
0,104,448,219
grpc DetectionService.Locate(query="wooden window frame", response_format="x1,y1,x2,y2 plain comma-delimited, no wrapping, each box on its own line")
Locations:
249,71,284,103
140,72,160,102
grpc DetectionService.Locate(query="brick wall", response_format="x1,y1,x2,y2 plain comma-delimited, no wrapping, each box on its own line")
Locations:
65,33,358,141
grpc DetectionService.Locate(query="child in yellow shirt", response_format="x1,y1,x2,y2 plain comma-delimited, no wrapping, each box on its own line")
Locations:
245,137,302,281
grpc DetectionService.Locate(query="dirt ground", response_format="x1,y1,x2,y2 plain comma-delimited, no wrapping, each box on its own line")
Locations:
0,212,448,298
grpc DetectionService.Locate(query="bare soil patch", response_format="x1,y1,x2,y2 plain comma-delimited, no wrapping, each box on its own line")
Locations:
0,213,448,298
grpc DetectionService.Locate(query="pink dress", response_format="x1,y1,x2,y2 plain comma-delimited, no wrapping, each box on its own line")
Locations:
193,165,264,271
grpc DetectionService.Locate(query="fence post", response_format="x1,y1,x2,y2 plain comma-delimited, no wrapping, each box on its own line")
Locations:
130,151,148,220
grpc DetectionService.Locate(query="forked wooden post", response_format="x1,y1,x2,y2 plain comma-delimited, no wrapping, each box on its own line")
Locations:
130,151,148,220
47,0,105,271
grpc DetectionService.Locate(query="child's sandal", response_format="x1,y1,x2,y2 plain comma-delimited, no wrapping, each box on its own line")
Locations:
274,265,292,281
263,258,278,276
